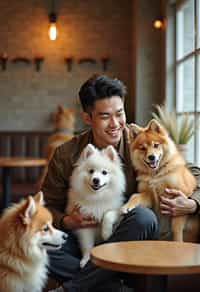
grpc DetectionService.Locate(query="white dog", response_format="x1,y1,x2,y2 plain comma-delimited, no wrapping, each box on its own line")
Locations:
67,144,126,268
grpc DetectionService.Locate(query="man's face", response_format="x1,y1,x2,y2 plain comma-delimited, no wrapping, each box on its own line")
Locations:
83,96,126,148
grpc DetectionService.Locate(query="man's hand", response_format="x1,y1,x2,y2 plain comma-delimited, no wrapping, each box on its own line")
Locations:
62,205,98,230
160,188,197,216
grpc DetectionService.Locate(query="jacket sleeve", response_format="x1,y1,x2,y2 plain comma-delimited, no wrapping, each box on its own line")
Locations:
188,164,200,214
42,145,72,229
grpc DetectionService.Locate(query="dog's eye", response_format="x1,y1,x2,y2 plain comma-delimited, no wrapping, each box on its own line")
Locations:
102,170,108,175
43,225,49,232
89,169,94,174
140,146,146,151
154,143,159,148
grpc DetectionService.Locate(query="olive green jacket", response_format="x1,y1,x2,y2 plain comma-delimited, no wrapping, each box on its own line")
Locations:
42,128,136,228
42,128,200,229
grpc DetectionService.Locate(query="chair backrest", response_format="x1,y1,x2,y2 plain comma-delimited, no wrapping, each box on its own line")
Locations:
0,131,50,183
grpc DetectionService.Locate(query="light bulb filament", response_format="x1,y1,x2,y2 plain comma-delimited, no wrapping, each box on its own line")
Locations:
49,22,57,40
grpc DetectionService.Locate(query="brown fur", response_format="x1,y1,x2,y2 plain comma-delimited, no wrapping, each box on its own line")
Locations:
0,192,66,292
39,105,75,187
46,104,75,161
121,119,196,241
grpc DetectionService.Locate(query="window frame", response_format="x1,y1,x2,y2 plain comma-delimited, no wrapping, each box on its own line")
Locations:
166,0,200,164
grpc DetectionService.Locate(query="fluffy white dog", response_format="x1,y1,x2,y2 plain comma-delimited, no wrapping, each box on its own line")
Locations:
67,143,126,268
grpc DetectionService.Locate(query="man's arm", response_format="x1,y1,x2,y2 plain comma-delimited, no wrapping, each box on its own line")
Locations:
42,147,68,229
61,206,98,230
187,165,200,212
160,165,200,216
42,145,98,230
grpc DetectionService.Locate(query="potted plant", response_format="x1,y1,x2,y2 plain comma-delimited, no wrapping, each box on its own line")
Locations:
152,104,195,159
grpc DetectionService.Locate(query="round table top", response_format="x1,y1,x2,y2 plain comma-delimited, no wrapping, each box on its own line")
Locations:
91,241,200,275
0,156,47,167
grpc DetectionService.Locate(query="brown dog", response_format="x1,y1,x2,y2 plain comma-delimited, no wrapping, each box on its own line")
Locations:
121,119,196,241
39,105,75,187
0,191,67,292
46,105,75,161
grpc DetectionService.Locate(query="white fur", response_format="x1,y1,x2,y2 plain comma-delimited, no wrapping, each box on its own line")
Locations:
67,144,126,268
0,192,67,292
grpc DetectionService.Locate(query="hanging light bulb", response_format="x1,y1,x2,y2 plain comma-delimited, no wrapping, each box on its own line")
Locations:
48,0,57,41
153,19,164,29
49,12,57,40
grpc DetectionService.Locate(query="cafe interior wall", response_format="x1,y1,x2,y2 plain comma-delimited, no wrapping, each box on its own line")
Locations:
0,0,165,132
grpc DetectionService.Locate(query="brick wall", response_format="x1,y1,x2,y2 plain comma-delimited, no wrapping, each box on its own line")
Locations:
0,0,133,132
0,0,165,131
134,0,166,126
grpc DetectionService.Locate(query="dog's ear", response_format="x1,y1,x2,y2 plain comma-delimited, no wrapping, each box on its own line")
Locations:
129,123,142,141
80,143,96,160
147,119,166,135
34,191,44,206
57,104,65,114
20,196,37,225
103,145,119,162
68,107,75,114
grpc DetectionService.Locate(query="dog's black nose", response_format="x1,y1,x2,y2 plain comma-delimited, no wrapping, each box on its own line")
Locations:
63,233,68,240
148,154,155,161
93,178,100,185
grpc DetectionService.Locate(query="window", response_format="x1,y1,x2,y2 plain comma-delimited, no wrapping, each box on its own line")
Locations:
175,0,200,164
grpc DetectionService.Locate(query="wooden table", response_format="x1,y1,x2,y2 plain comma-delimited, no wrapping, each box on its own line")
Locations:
0,156,47,209
91,241,200,292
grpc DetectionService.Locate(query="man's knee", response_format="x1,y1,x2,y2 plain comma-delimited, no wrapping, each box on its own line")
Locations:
120,206,159,240
132,206,158,227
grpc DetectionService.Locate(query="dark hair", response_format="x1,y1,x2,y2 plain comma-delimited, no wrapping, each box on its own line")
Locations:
79,75,127,112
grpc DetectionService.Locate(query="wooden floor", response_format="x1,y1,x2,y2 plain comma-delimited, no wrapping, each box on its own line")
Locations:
133,274,200,292
43,275,200,292
168,275,200,292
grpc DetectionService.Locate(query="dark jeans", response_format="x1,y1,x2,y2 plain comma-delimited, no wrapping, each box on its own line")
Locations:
48,206,159,292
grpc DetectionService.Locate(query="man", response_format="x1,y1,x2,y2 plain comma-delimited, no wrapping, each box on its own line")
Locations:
42,75,200,292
